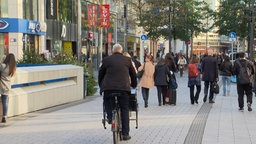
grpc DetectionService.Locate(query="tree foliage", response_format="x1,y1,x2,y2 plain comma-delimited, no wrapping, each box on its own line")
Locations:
215,0,251,39
134,0,214,42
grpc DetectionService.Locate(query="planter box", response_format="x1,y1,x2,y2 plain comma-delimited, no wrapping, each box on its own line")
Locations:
0,64,83,117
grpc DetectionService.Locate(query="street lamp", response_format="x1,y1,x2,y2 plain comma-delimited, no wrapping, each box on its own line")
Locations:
169,0,172,53
136,20,144,63
249,0,255,60
123,0,128,52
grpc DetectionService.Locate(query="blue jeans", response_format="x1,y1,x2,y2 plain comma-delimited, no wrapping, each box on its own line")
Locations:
222,76,231,96
1,95,8,117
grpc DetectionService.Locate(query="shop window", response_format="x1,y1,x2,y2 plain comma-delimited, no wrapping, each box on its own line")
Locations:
58,0,77,23
52,40,62,58
0,33,8,59
0,0,8,17
22,34,38,54
23,0,38,20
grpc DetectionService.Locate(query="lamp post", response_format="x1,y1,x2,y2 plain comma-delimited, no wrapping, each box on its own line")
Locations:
249,0,255,60
123,0,128,51
169,0,172,53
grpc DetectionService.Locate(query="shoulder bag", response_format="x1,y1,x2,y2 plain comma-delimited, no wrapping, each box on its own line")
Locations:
136,63,146,79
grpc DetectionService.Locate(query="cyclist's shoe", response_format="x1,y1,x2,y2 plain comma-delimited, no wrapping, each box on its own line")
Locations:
122,135,131,141
1,117,6,123
107,118,112,124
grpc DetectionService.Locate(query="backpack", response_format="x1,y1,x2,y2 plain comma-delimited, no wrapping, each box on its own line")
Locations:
237,60,252,84
188,63,199,78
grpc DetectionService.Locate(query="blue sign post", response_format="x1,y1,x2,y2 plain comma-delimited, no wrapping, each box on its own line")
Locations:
140,34,147,40
229,32,236,62
229,32,236,38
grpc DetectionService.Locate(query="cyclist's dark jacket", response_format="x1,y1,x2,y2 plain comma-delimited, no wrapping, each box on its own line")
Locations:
98,52,137,92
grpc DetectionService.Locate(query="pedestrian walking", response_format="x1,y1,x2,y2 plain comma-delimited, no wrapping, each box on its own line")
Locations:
98,44,137,140
177,55,187,77
154,58,170,106
123,52,137,73
201,52,219,103
219,55,233,96
165,53,177,105
1,53,17,123
132,55,141,71
233,52,254,111
187,55,201,104
138,55,154,108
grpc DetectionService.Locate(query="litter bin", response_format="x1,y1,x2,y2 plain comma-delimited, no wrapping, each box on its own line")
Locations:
84,72,89,98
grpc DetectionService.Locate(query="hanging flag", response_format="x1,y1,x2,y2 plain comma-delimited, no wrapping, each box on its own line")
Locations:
108,33,112,43
87,4,98,27
100,4,110,28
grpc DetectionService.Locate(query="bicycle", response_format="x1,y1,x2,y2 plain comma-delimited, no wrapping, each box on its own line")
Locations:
102,92,123,144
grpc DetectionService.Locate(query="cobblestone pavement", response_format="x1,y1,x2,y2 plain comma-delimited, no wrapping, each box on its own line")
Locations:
0,71,256,144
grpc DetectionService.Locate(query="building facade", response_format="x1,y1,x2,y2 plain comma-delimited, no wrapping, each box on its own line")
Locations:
0,0,46,60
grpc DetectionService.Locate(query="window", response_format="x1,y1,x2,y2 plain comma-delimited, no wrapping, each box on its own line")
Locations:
0,0,8,17
58,0,77,23
23,0,38,20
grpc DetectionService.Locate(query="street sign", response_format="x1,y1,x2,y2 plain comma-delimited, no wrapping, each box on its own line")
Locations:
229,32,236,38
140,34,147,40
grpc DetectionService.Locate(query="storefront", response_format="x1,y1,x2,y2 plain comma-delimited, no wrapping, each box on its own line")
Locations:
0,18,46,59
45,0,78,59
46,21,78,58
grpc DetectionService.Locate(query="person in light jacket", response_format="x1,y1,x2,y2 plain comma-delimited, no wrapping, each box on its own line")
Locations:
1,53,16,123
138,55,155,108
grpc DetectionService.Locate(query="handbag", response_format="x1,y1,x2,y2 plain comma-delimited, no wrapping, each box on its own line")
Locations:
136,63,145,79
211,81,219,94
169,75,178,89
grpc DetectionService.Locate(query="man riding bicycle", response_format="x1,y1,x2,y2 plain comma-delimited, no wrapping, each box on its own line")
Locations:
98,43,137,141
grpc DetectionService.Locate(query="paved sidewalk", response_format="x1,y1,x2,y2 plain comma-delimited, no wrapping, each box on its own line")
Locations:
0,71,256,144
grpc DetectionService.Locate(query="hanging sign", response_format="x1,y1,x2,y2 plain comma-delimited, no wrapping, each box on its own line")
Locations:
100,4,110,28
87,4,98,28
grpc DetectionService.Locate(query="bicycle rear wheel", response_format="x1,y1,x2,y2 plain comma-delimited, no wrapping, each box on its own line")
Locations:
112,111,120,144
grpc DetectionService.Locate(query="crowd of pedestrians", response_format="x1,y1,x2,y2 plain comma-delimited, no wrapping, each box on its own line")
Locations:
98,43,256,141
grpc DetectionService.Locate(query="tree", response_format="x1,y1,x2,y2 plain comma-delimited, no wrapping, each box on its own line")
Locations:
215,0,251,51
137,0,213,57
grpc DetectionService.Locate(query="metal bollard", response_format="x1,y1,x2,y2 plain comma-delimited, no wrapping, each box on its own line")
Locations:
84,72,89,98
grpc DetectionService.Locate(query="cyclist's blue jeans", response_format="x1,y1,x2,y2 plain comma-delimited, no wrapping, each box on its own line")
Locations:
103,90,130,136
222,76,231,96
1,95,8,117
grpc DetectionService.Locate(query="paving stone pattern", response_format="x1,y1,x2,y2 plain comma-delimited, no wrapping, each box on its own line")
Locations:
0,71,256,144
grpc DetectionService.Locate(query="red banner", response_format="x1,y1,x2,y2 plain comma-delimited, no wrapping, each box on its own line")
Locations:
100,4,110,28
108,33,112,43
87,4,98,27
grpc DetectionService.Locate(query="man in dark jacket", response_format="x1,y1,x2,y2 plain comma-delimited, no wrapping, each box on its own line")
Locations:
98,43,137,140
201,52,219,103
233,52,254,111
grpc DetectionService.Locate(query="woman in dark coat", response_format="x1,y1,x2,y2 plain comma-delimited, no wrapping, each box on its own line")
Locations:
154,58,171,106
164,53,178,105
